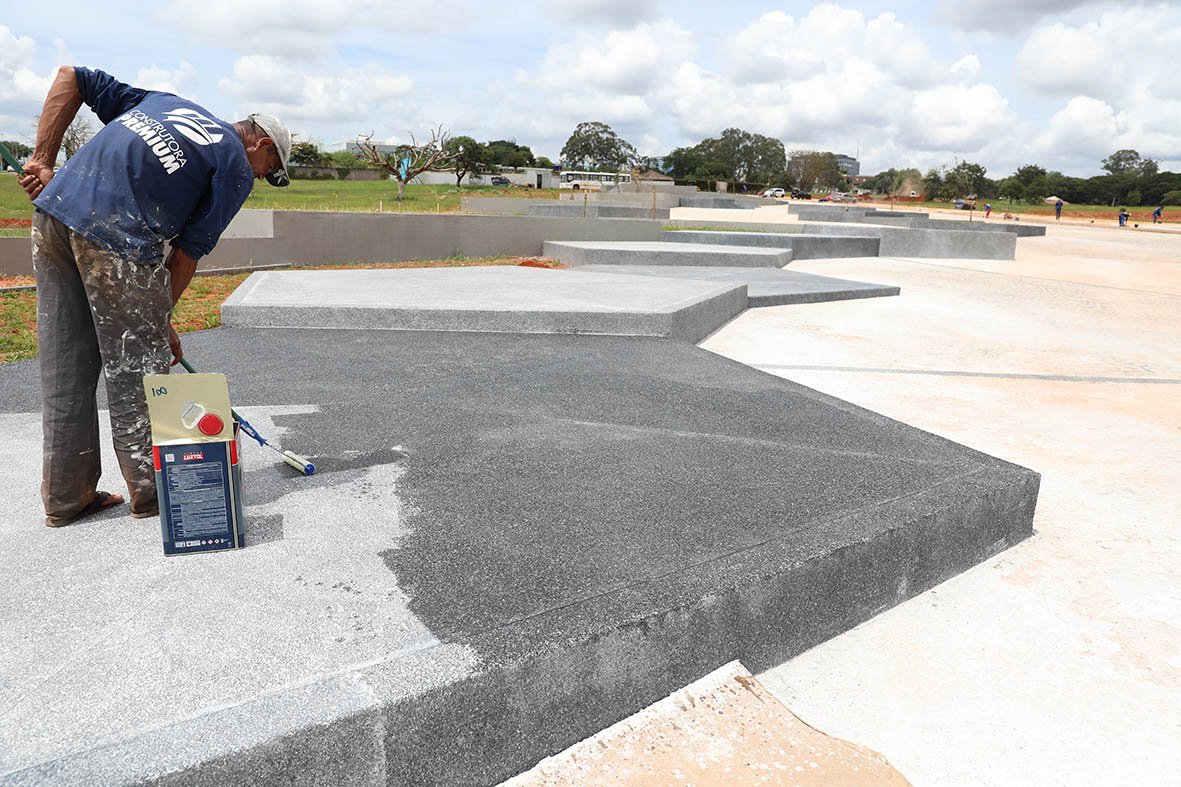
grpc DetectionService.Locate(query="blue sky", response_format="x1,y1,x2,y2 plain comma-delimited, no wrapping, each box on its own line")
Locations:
2,1,1177,177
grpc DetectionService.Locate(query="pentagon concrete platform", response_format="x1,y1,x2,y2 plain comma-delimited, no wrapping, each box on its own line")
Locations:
662,230,882,259
574,264,900,307
0,328,1038,786
542,240,792,268
220,266,747,343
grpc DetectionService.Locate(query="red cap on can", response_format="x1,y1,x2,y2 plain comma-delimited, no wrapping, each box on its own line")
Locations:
197,413,224,436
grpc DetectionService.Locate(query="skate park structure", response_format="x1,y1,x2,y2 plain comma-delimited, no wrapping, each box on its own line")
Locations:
0,197,1046,784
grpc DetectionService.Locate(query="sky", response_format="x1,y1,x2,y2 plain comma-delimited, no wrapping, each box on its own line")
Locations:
2,1,1178,178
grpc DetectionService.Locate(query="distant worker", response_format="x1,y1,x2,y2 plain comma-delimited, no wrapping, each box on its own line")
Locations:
20,66,291,527
1118,208,1130,227
1153,205,1164,224
1055,199,1064,220
984,202,992,218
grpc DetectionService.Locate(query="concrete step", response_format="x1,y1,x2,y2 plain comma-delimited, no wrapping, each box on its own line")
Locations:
575,264,900,307
662,230,881,259
220,266,747,343
543,241,792,268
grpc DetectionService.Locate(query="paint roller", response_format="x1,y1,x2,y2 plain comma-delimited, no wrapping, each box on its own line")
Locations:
178,358,316,475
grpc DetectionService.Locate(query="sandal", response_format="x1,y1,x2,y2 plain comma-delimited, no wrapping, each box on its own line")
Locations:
44,491,125,527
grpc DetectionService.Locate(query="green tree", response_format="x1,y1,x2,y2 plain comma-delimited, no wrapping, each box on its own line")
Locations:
696,128,785,185
484,139,535,168
560,121,636,171
325,150,363,169
949,161,988,197
864,167,921,196
1162,190,1181,205
289,141,323,167
789,150,842,190
1,139,32,170
535,156,555,169
634,155,663,173
1102,149,1153,175
662,146,707,180
444,135,485,186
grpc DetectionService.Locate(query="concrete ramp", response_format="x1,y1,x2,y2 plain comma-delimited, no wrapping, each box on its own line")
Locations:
219,266,747,343
574,264,900,307
662,230,881,259
543,240,792,268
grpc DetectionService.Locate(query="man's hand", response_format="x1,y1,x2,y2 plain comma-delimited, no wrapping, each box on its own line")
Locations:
19,161,55,201
168,323,183,366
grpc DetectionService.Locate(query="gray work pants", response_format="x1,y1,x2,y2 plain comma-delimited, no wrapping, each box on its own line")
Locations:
32,210,172,519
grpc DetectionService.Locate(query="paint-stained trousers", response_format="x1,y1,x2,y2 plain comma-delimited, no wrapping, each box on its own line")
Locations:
32,210,172,520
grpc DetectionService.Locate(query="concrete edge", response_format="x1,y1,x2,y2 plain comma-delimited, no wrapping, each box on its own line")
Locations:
5,459,1038,786
748,285,901,308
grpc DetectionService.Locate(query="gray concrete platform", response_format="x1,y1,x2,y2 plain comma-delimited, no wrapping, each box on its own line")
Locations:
219,266,747,343
0,328,1038,785
574,264,900,307
543,240,792,268
662,230,881,259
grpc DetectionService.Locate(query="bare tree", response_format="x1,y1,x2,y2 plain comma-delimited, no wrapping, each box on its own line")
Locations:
31,114,95,162
355,126,460,201
61,117,94,160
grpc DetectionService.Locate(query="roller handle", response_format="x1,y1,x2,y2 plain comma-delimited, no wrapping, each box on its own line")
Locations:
0,142,25,175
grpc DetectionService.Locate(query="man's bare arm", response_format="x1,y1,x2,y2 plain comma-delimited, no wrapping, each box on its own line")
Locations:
164,245,200,365
20,66,83,201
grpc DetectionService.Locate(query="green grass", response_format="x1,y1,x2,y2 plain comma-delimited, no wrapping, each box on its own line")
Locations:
0,289,37,363
244,180,555,212
1,173,34,222
2,172,557,217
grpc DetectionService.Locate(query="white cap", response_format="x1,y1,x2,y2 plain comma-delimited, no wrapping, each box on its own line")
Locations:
248,112,292,187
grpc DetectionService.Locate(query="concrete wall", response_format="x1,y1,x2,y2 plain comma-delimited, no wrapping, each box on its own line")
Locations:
678,196,761,210
798,223,1016,259
558,192,684,209
0,212,663,277
527,204,670,220
458,197,549,215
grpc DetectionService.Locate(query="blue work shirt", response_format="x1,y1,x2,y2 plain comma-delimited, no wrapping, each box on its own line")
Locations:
35,67,254,263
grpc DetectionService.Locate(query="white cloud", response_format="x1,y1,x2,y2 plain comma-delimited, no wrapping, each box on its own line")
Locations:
543,0,662,27
950,54,981,80
134,61,197,95
157,0,480,56
217,55,414,131
935,0,1115,33
902,84,1019,152
0,26,55,139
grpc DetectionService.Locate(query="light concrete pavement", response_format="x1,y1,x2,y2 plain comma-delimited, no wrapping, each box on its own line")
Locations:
702,220,1181,785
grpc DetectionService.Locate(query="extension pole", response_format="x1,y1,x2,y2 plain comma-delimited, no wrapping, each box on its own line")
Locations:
178,358,316,475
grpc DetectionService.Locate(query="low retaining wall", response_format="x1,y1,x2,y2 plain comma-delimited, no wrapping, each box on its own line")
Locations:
528,204,670,220
798,223,1015,259
0,212,663,277
678,196,761,210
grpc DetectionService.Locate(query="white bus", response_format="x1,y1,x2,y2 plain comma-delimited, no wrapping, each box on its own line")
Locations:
558,171,633,191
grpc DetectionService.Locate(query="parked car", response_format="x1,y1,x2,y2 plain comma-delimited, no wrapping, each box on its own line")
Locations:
490,176,512,186
762,187,785,198
952,198,976,210
790,190,812,199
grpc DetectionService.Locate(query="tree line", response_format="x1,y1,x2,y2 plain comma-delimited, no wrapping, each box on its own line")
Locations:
870,150,1178,207
9,114,1175,207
